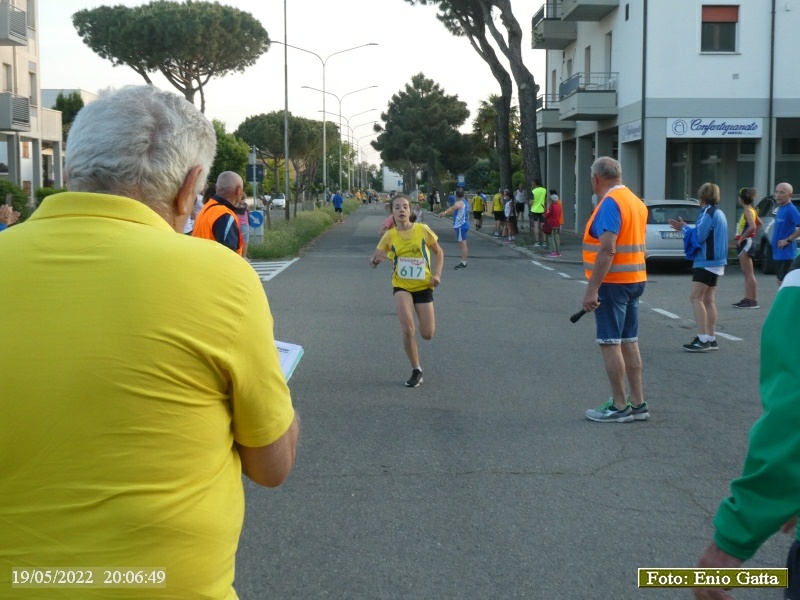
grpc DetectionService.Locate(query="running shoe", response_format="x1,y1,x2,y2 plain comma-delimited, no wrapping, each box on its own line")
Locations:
630,402,650,421
585,399,634,423
546,252,560,258
732,299,759,309
405,369,423,388
708,340,719,351
683,337,711,352
454,263,467,270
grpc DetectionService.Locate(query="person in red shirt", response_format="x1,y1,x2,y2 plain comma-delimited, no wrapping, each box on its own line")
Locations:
544,191,563,257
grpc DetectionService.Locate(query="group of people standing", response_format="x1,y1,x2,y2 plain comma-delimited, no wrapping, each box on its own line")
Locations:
572,157,800,599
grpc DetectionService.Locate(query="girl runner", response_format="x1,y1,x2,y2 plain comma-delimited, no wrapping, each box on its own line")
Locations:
370,195,444,387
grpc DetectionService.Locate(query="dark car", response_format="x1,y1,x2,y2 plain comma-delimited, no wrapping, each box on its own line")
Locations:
753,194,800,274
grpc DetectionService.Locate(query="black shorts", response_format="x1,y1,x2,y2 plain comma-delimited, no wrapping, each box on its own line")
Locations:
494,210,506,222
473,211,483,220
736,237,756,258
393,287,433,304
334,207,343,213
776,259,794,282
692,268,719,287
530,212,545,223
515,202,525,215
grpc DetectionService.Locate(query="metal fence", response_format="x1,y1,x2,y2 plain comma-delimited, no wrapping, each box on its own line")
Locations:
559,72,618,99
532,1,562,29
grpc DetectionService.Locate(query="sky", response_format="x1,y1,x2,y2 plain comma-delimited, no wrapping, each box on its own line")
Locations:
39,0,546,166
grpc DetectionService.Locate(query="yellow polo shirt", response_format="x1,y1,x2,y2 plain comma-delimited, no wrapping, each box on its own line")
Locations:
0,193,295,599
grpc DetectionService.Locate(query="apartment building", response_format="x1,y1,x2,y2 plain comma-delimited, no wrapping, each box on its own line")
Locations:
0,0,62,197
533,0,800,233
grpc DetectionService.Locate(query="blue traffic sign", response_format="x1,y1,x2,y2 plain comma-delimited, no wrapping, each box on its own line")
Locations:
248,210,264,228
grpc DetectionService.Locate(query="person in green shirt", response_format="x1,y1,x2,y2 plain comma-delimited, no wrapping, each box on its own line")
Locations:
530,178,547,247
694,267,800,599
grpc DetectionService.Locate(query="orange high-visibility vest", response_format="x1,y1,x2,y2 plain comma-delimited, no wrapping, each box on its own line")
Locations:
192,199,244,256
583,186,647,283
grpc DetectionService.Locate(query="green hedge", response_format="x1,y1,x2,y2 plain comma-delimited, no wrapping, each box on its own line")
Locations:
247,199,361,259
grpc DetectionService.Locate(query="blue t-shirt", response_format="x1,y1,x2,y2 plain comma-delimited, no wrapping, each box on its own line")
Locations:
772,203,800,260
447,193,456,207
589,197,621,239
332,194,343,209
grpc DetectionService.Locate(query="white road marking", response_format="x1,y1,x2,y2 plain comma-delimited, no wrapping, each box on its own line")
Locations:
715,332,743,341
248,258,299,281
531,261,555,271
651,308,681,319
558,272,571,278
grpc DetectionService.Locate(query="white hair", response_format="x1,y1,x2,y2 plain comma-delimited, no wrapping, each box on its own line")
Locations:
591,156,622,180
216,171,243,197
65,85,216,209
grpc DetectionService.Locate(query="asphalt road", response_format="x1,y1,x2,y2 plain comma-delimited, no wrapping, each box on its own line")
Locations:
235,205,785,600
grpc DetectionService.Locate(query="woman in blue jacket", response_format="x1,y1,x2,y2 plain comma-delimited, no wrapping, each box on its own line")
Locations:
669,182,728,352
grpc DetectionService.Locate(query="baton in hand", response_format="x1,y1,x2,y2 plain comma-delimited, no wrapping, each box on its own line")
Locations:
570,309,589,323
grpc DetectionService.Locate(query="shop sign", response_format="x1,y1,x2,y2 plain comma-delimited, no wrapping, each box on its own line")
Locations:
667,118,762,138
620,120,642,143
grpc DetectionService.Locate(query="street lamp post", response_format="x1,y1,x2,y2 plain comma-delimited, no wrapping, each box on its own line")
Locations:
302,84,377,193
273,41,377,199
319,108,378,192
354,133,378,189
349,122,377,192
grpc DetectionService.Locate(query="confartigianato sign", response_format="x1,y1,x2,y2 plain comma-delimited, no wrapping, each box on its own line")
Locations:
667,118,763,138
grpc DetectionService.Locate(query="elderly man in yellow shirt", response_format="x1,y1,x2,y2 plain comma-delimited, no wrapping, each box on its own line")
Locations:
0,85,299,599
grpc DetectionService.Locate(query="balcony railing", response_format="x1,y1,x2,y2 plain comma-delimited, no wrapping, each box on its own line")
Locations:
0,92,30,131
532,1,562,29
559,72,618,99
536,94,560,110
0,3,27,46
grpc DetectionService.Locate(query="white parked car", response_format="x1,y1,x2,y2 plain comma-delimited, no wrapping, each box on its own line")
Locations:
271,193,286,210
643,199,701,261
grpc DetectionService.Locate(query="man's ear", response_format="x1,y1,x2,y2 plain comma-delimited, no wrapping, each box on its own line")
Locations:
174,166,203,217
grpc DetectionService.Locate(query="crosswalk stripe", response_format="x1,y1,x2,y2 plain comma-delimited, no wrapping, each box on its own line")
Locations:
247,258,299,281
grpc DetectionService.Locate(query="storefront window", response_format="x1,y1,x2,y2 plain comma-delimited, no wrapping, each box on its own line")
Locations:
668,142,689,199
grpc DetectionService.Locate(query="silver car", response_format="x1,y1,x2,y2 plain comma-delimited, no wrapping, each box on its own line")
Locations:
753,194,800,274
644,199,700,260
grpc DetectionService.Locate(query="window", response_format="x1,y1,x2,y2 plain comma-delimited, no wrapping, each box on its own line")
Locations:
28,72,36,106
27,0,35,29
625,4,629,21
2,64,11,92
701,5,738,52
781,138,800,156
22,142,29,159
584,46,591,79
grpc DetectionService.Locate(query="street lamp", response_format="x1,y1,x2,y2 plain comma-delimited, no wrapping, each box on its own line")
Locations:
319,108,378,191
302,84,377,192
349,122,377,190
273,41,378,198
354,133,378,189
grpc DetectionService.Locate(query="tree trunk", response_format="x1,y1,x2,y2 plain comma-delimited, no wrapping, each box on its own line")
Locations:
426,155,436,200
494,92,513,192
483,0,542,185
457,11,513,191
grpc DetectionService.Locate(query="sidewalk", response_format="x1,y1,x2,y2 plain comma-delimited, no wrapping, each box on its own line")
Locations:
431,209,585,265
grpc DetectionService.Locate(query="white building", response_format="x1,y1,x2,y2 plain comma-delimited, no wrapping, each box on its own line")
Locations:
533,0,800,233
0,0,62,195
382,165,404,194
41,88,98,112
